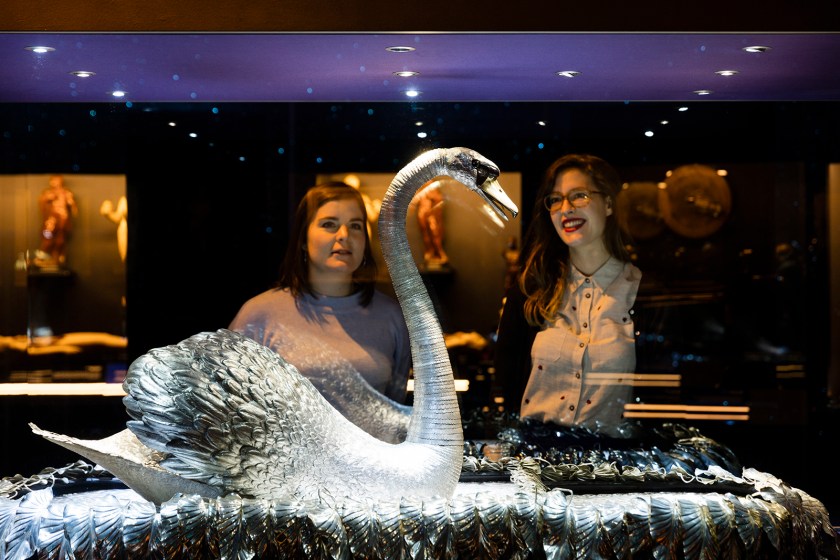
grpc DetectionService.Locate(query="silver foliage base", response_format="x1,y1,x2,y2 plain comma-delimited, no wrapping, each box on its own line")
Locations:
1,470,838,559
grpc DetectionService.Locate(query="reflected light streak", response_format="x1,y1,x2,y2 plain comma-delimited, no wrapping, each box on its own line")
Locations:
408,379,468,392
0,383,125,396
624,403,750,421
624,412,750,420
587,373,681,387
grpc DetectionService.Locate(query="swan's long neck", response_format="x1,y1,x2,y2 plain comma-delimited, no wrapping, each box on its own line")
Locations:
379,149,463,447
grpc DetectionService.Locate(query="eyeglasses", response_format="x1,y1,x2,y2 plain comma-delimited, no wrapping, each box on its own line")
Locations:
543,189,603,212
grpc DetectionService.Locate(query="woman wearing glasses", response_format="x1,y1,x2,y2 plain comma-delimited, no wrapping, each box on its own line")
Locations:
493,154,642,437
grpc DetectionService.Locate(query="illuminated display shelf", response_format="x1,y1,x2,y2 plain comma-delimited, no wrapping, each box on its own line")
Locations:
0,382,126,396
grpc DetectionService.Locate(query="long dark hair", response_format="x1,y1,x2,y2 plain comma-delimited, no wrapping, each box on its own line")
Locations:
277,182,378,306
519,154,629,326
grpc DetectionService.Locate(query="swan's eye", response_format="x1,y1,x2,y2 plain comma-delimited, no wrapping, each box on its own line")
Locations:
473,162,490,185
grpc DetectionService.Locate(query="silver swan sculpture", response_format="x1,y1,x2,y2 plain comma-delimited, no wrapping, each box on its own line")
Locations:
31,147,518,505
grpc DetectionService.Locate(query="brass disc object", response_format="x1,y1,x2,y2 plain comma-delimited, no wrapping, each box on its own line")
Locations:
616,181,666,240
658,164,731,239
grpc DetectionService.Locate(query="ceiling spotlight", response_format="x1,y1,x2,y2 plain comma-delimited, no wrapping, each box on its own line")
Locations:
393,71,419,77
743,45,771,53
111,90,127,98
405,90,420,98
537,120,547,126
555,71,580,78
25,46,55,54
693,90,713,96
69,71,96,78
678,106,689,112
386,46,415,53
715,70,739,77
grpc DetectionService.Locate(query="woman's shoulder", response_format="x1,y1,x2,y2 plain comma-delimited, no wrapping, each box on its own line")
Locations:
236,287,293,313
621,260,643,281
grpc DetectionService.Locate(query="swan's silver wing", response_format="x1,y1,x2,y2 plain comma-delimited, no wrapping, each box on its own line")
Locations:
122,329,373,499
232,321,411,444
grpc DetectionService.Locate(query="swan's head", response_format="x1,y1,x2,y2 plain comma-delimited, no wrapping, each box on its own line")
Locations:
447,147,519,222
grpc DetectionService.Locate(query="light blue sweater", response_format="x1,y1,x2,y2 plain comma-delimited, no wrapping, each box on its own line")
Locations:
229,287,412,403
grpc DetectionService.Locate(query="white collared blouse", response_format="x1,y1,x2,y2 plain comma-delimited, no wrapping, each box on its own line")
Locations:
520,256,642,436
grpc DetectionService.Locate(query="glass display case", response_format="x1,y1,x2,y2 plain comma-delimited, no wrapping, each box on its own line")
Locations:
0,174,128,384
0,96,838,524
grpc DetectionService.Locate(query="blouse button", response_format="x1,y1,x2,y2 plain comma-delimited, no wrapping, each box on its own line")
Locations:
585,293,591,299
575,372,580,378
524,398,530,404
582,322,588,328
560,395,565,400
572,306,577,311
569,405,575,411
579,342,584,348
586,399,592,404
537,364,543,370
585,278,590,283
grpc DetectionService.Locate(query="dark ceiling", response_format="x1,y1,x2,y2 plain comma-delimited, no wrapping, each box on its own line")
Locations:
1,32,839,103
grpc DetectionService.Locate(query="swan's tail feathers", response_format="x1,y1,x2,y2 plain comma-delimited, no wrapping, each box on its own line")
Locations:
29,424,223,504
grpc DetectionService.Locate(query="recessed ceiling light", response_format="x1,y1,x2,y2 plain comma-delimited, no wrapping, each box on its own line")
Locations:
555,71,580,78
693,90,713,96
25,46,55,54
69,71,96,78
111,90,127,98
537,120,547,126
405,90,421,98
715,70,739,77
393,71,419,77
386,46,415,53
743,45,771,53
678,106,689,112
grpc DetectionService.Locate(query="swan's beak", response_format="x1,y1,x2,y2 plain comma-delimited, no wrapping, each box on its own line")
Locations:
477,178,519,222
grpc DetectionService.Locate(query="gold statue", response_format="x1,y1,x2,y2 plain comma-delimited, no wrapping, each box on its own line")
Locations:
414,180,448,267
37,175,77,266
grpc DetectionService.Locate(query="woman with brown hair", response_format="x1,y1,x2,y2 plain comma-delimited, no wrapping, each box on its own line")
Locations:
494,154,641,437
230,182,411,404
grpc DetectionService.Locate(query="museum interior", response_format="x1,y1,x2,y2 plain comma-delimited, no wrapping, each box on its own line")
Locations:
1,8,840,556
